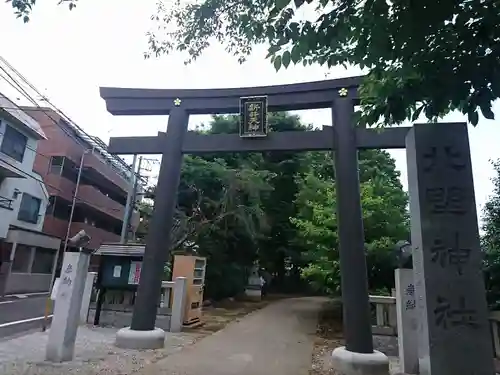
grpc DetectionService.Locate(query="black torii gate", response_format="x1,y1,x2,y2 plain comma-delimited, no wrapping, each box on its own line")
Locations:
101,75,410,355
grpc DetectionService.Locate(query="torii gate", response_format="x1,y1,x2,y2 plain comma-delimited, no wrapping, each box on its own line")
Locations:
100,76,409,366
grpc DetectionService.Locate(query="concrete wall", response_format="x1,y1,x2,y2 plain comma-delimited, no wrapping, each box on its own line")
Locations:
86,309,171,331
5,272,51,294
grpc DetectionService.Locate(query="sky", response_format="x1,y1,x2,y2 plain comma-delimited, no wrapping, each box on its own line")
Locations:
0,0,499,225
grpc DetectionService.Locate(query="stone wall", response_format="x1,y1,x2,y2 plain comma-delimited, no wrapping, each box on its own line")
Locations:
86,308,171,331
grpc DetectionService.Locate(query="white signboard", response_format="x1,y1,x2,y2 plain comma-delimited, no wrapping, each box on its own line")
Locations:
113,265,122,278
50,278,60,301
128,261,142,285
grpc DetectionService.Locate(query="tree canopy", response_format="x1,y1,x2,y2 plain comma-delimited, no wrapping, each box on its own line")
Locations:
292,149,408,294
481,159,500,309
134,113,409,299
11,0,498,127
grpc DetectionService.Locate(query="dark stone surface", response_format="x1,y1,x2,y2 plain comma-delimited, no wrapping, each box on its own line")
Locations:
129,108,190,331
107,127,412,155
406,122,495,375
100,76,362,115
332,98,373,354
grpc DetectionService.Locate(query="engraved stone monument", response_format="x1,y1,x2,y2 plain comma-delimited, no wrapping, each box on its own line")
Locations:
46,250,91,362
395,268,419,374
406,122,495,375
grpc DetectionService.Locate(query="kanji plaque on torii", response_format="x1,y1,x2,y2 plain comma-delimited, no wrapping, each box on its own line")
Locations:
239,96,268,138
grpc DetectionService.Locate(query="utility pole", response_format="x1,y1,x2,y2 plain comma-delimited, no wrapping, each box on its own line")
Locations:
62,148,94,253
121,154,138,244
44,147,94,331
124,156,143,244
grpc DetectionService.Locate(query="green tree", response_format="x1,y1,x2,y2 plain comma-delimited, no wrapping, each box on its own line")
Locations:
199,112,313,292
293,150,409,295
14,2,497,126
113,113,409,299
143,0,498,127
139,150,273,299
14,0,500,125
482,159,500,309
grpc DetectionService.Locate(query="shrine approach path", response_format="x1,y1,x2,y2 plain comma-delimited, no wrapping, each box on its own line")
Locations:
144,296,326,375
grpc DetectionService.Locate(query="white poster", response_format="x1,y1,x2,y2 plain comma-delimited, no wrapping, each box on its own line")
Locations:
113,265,122,278
128,261,142,285
50,278,60,301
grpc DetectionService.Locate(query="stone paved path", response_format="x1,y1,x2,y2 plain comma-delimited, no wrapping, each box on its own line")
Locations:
146,296,327,375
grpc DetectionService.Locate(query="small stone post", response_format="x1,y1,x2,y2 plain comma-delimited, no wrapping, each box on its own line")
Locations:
170,277,187,332
80,272,96,324
244,264,262,301
395,268,419,374
46,250,91,362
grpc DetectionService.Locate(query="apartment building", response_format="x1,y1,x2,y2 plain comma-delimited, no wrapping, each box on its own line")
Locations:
24,108,139,268
0,97,61,295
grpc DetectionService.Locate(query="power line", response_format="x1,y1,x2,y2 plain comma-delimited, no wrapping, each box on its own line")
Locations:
0,72,145,191
0,57,152,224
0,58,134,182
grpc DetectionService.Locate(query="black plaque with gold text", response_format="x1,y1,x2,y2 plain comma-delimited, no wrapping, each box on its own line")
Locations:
239,96,268,138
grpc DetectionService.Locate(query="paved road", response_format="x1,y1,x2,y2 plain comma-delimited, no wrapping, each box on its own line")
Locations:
0,295,52,338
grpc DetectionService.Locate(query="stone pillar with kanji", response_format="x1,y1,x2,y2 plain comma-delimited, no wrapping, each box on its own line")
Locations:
406,122,494,375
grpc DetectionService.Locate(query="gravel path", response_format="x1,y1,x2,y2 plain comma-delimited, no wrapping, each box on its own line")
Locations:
0,326,203,375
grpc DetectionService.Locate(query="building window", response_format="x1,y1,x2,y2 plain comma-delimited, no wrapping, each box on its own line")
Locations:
18,193,42,224
1,125,27,163
31,247,56,274
49,156,64,175
11,244,32,273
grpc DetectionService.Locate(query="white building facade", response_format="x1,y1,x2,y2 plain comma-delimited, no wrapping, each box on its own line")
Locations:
0,97,61,295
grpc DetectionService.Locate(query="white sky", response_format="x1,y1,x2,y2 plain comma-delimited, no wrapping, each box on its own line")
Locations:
0,0,499,226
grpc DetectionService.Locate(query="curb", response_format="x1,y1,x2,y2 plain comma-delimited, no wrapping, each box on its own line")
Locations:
0,315,53,340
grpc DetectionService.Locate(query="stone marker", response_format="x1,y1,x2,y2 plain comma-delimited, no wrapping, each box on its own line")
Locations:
170,277,188,332
80,272,96,324
406,122,495,375
395,268,419,374
46,250,91,362
244,264,262,301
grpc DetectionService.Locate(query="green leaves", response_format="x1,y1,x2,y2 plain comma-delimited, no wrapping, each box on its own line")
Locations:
469,110,479,127
282,50,291,68
9,0,78,21
481,159,500,309
274,0,290,13
293,150,409,294
273,55,282,71
141,0,500,127
8,0,500,127
290,44,301,63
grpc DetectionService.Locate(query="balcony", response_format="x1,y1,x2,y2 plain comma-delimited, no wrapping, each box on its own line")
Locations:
78,184,125,222
71,222,121,250
44,173,74,202
0,158,25,179
0,195,13,210
44,174,137,228
43,216,120,250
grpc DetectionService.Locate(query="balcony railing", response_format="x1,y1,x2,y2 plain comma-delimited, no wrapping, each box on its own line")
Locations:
43,216,121,250
0,195,13,210
78,184,125,221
